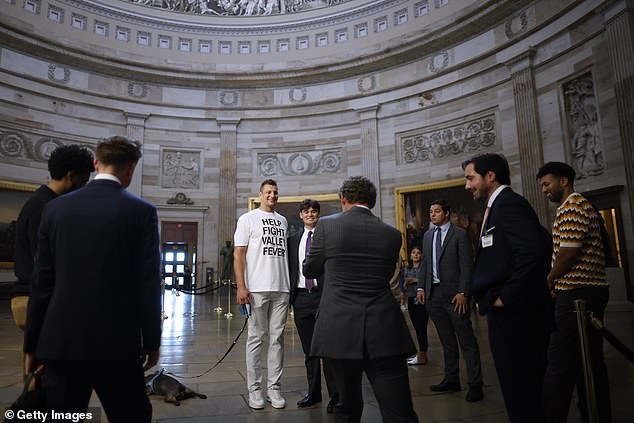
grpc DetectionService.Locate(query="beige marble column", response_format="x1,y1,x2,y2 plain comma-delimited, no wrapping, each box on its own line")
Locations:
125,112,149,197
506,48,550,226
217,118,240,266
356,105,382,217
603,2,634,224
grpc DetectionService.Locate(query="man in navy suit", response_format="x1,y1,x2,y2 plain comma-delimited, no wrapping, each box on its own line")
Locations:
304,176,418,423
462,153,552,423
24,136,162,423
288,199,338,412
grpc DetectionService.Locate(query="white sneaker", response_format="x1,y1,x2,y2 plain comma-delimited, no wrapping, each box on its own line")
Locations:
248,390,265,409
267,389,286,409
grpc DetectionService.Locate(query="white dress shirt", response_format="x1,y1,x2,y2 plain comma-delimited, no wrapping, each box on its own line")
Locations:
297,227,317,289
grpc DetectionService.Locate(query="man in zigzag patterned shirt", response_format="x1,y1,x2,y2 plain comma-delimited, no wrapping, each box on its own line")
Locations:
537,161,611,423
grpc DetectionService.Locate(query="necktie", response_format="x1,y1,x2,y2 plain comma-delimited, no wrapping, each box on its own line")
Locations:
435,226,442,280
480,207,491,238
305,231,315,290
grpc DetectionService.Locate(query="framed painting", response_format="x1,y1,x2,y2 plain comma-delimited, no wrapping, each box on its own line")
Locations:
249,193,341,238
394,178,486,263
0,180,38,269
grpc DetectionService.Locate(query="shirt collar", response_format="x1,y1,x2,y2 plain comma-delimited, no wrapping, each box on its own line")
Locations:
487,185,510,208
436,221,451,231
94,173,121,185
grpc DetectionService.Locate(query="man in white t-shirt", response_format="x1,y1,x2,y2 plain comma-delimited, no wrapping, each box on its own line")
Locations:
234,179,290,410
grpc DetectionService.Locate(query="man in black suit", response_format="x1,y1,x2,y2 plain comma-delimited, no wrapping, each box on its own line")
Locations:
416,199,483,402
462,153,552,423
24,136,162,423
288,199,338,412
304,176,418,423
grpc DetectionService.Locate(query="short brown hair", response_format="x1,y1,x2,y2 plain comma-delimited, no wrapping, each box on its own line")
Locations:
96,136,142,170
260,179,278,192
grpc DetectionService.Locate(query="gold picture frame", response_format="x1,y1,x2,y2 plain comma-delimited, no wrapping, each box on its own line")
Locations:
248,193,341,238
0,179,38,269
394,178,484,262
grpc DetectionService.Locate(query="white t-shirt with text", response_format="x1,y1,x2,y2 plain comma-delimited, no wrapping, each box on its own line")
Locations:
234,208,290,292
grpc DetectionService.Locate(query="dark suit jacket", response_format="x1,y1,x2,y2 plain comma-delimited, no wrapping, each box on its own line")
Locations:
24,179,162,361
419,224,473,301
471,187,551,315
288,228,305,304
303,207,416,360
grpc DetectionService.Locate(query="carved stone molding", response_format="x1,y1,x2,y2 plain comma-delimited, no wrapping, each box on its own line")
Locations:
357,75,377,93
161,149,202,190
167,192,195,205
289,87,307,103
0,128,94,162
428,51,449,73
399,114,496,164
257,149,343,177
505,10,528,39
219,91,239,106
127,82,148,99
562,73,604,179
47,64,71,84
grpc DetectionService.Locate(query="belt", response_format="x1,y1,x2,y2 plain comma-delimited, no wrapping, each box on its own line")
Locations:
296,287,319,293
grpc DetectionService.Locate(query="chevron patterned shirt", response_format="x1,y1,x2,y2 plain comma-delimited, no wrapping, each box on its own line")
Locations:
552,192,607,290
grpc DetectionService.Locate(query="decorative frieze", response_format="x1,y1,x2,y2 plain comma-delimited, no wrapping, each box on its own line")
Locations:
219,91,239,106
505,10,528,39
127,82,148,99
399,114,496,164
562,73,604,178
257,149,343,177
161,149,202,190
289,88,307,103
428,51,449,73
358,75,376,93
0,128,93,162
47,64,71,84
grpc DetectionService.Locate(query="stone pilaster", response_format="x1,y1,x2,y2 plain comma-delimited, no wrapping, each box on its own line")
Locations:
356,105,382,217
125,112,149,197
506,48,550,226
603,2,634,230
217,118,240,267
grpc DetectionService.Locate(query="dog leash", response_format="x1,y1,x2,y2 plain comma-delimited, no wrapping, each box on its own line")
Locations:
166,316,249,379
146,368,166,394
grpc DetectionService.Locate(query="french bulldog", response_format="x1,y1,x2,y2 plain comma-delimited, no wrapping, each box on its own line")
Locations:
145,370,207,406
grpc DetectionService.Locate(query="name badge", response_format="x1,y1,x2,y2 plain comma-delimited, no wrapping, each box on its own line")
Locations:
481,234,493,248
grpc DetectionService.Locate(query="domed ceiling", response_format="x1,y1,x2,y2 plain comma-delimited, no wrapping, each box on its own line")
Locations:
0,0,532,87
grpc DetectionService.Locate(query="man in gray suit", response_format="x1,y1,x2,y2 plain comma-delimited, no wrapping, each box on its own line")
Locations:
416,199,483,402
304,176,418,423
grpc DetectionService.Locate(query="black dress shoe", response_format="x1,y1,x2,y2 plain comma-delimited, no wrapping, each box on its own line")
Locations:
326,394,340,413
430,379,461,392
297,393,322,408
465,386,484,402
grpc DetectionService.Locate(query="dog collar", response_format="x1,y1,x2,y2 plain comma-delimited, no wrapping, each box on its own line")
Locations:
146,368,166,395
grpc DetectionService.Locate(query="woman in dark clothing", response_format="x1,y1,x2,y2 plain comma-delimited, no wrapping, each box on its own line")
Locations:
399,246,429,365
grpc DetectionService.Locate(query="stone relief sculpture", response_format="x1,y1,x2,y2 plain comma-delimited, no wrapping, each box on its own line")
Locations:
563,74,604,178
399,115,496,164
126,0,345,15
0,129,94,162
167,192,195,205
162,150,201,189
258,149,343,176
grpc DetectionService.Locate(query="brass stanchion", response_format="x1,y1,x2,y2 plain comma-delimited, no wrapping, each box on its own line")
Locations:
213,278,223,313
574,299,599,423
224,280,233,319
161,278,168,321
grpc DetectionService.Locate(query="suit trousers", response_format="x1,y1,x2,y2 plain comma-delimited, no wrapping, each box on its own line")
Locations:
43,358,151,423
487,306,549,423
246,291,289,393
293,290,337,398
426,287,482,387
542,287,610,423
329,347,418,423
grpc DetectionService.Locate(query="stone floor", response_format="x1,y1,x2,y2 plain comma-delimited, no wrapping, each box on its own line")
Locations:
0,289,632,422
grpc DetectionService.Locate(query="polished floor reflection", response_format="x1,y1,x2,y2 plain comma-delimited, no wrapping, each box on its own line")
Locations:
0,289,632,422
